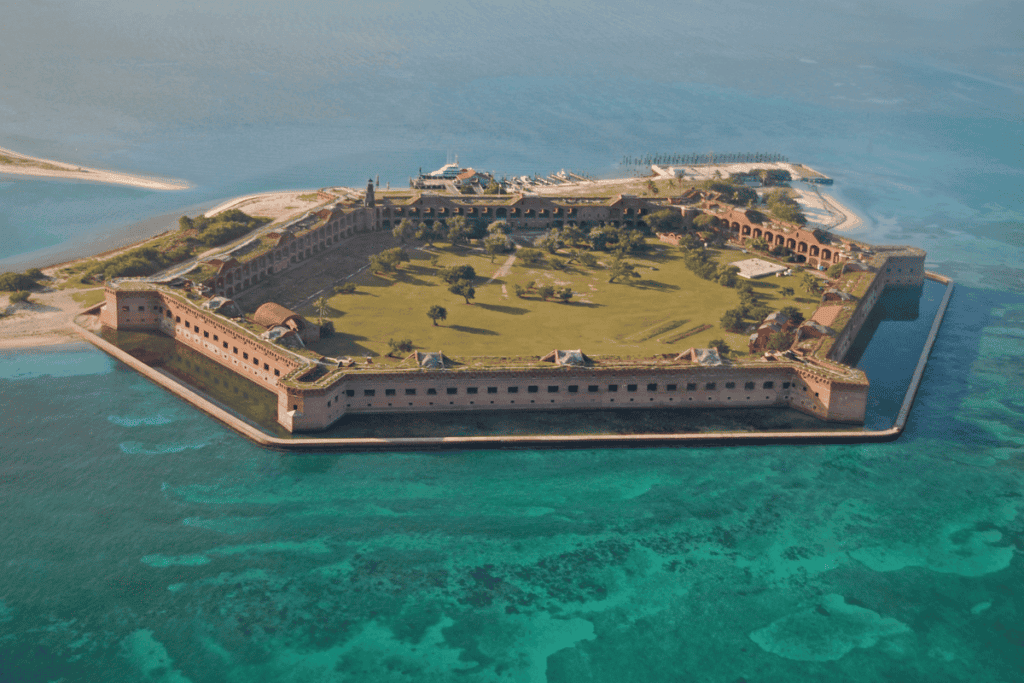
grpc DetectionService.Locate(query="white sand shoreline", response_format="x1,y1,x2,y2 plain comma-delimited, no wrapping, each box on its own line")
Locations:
0,145,191,191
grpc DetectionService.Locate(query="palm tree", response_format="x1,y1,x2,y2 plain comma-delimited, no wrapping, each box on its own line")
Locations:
313,296,330,325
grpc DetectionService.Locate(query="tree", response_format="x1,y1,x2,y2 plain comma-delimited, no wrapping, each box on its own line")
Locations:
438,265,476,284
449,279,475,304
415,221,439,246
801,272,821,295
568,249,597,268
536,229,561,254
483,179,502,194
368,247,409,274
692,213,716,230
716,265,740,288
537,284,555,300
387,337,414,358
748,237,770,252
555,287,573,303
8,291,31,304
780,286,795,297
24,268,43,280
827,263,844,279
178,215,194,231
614,230,647,256
643,209,684,235
588,224,619,251
513,284,526,298
487,220,510,235
392,218,416,244
559,223,585,247
427,305,447,326
780,306,804,325
764,189,807,225
446,216,471,246
334,282,357,294
720,308,745,331
708,339,730,356
313,296,330,325
483,233,513,262
749,304,770,321
767,331,792,352
608,258,639,283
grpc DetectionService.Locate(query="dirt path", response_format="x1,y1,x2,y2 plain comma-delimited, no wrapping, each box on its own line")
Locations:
486,251,518,284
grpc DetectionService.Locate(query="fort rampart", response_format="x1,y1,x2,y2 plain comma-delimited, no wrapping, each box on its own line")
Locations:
99,281,875,433
98,185,925,435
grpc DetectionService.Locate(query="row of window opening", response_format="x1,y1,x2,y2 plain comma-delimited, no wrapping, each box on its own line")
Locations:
353,381,787,397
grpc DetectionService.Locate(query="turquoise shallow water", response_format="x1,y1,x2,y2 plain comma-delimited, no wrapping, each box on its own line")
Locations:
1,286,1023,681
2,0,1023,680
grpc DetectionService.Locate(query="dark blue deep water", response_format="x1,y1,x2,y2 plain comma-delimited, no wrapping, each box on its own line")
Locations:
1,1,1023,680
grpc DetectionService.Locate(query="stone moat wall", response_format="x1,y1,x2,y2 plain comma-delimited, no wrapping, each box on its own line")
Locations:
100,286,870,432
100,191,925,434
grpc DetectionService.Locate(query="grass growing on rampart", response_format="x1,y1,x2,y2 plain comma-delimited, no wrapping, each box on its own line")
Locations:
307,239,820,364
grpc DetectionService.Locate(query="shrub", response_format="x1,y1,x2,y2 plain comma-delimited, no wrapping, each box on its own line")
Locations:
537,284,556,300
334,282,357,294
517,248,545,265
9,290,31,304
767,331,793,351
0,272,38,291
708,339,730,355
827,263,844,279
387,338,414,357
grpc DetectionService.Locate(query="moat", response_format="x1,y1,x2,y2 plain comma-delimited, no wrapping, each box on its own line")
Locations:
95,278,946,443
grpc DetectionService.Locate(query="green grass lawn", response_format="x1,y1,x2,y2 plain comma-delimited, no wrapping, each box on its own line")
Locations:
70,289,106,307
306,240,821,365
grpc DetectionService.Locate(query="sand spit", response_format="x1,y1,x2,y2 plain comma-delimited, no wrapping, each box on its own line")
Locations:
0,146,191,191
0,288,101,350
203,190,329,221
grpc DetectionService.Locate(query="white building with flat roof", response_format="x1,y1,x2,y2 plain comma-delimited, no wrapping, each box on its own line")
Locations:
732,258,788,279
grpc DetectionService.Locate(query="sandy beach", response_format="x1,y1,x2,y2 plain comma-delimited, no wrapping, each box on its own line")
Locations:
202,190,330,220
0,288,101,349
791,186,863,231
0,146,191,191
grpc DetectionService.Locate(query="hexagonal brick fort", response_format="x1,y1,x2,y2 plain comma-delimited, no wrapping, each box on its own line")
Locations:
100,181,925,433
